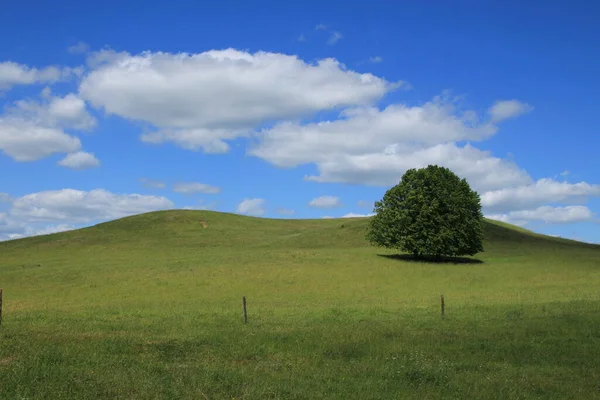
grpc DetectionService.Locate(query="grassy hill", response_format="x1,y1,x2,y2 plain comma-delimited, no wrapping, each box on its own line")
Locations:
1,210,599,399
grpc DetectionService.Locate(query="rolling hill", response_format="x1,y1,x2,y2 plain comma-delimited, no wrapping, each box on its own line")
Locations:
1,210,599,399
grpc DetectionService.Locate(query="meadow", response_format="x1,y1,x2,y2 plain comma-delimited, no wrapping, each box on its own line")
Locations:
1,210,599,399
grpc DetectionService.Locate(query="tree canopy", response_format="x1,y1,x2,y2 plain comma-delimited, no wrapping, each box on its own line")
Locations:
366,165,484,258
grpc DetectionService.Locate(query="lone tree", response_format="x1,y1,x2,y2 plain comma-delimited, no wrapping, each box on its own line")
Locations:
367,165,484,259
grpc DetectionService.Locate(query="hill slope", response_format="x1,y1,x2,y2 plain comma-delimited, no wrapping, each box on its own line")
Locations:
1,211,599,399
1,209,597,252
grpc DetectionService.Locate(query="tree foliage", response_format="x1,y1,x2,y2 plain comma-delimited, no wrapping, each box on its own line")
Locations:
367,165,484,258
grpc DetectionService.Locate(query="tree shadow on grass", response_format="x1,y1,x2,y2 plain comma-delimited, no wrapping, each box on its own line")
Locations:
378,253,484,265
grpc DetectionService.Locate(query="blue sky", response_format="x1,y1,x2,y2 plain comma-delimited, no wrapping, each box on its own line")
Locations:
1,0,599,243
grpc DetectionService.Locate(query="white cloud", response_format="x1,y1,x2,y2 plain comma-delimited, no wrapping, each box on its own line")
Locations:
34,224,76,235
140,178,166,189
46,94,96,130
341,212,374,218
140,128,237,153
249,93,537,193
277,207,295,215
0,189,174,241
68,41,90,54
41,86,52,98
79,49,400,152
481,179,600,213
327,31,343,45
320,212,374,219
487,205,595,225
306,143,531,192
297,34,306,42
250,96,498,168
0,62,76,91
0,92,95,162
313,24,342,45
172,182,220,194
182,199,217,210
9,224,77,240
0,193,13,203
10,189,174,223
488,100,533,122
58,151,100,170
10,93,96,131
0,117,81,161
0,212,26,239
236,198,265,216
369,56,383,63
308,195,342,209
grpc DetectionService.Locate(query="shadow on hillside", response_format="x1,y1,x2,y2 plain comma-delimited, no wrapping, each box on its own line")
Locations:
378,254,484,264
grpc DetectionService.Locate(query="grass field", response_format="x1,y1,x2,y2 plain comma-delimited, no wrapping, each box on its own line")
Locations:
1,210,599,399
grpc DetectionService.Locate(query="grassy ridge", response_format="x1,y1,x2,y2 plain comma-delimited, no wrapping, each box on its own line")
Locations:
1,210,599,399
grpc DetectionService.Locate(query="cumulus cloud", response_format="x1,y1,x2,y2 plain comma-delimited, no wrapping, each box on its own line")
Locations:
0,212,26,239
313,24,342,45
79,49,400,152
182,199,217,210
4,223,77,240
251,98,499,166
0,62,61,89
0,117,81,161
247,92,539,193
0,189,174,241
327,31,343,45
67,41,90,54
40,86,52,98
487,205,595,225
0,92,96,162
0,193,13,203
369,56,383,63
236,198,265,216
488,100,533,122
173,182,221,194
305,143,531,192
9,93,96,131
341,212,374,218
320,212,374,219
308,195,342,209
140,128,237,153
481,179,600,213
10,189,174,223
58,151,100,170
0,62,78,91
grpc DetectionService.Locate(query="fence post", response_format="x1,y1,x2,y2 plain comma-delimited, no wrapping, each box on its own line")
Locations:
242,296,248,324
441,294,445,319
0,288,3,326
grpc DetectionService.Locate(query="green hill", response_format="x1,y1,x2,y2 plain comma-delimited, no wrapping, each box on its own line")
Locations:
1,209,597,250
1,210,599,399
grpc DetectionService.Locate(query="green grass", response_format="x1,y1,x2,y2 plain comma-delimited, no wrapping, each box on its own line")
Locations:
1,210,599,399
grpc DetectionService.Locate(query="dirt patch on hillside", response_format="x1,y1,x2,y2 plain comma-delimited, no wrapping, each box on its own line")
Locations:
199,220,208,228
0,357,16,366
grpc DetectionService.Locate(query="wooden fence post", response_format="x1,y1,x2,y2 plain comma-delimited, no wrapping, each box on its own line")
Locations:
441,294,445,319
242,296,248,324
